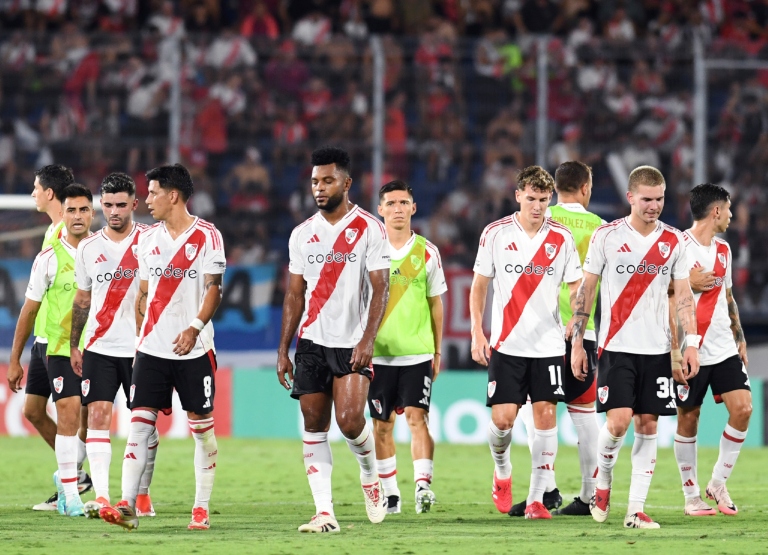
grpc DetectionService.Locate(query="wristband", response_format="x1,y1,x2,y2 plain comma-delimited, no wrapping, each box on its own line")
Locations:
684,334,701,349
574,311,590,318
190,318,205,332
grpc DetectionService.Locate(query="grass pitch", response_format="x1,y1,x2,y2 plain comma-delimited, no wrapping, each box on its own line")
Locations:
1,437,767,555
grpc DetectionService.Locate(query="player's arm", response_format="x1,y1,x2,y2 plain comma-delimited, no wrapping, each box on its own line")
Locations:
135,279,148,337
69,289,92,377
469,273,491,366
427,294,444,381
673,277,700,380
563,278,582,340
726,287,748,367
667,282,685,384
172,273,223,356
277,272,307,390
350,268,389,371
570,271,599,380
7,298,42,392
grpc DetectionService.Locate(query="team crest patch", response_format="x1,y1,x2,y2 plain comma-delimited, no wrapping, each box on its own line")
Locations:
677,384,690,402
185,243,198,260
718,253,727,268
658,242,671,259
345,228,358,244
53,376,63,394
545,243,557,259
598,386,609,404
410,254,422,270
130,384,136,402
487,381,496,398
81,379,90,397
372,399,382,414
131,245,138,259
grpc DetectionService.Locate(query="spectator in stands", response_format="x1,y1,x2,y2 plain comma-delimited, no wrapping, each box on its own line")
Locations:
209,74,247,117
292,9,332,45
206,26,258,69
186,0,220,33
0,31,35,72
272,103,308,174
224,146,272,202
240,0,280,39
0,120,16,193
264,39,309,99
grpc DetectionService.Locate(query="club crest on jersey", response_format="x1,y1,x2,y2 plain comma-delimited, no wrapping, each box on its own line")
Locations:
185,243,198,261
718,253,727,268
130,384,136,402
81,379,90,397
132,245,138,259
598,386,609,404
345,228,358,244
53,376,63,394
677,384,690,402
372,399,382,414
410,254,422,271
545,243,557,259
658,242,671,259
488,381,496,398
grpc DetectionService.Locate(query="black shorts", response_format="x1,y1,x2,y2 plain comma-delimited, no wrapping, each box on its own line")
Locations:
47,355,81,402
368,360,433,420
130,351,216,415
596,350,676,416
564,339,597,405
291,338,374,400
486,350,567,406
25,341,51,397
675,355,751,408
81,350,133,407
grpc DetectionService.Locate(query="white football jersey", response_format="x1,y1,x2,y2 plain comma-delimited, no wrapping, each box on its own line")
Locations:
288,205,390,348
137,218,226,360
682,231,738,365
584,218,688,356
75,223,148,358
26,239,77,302
474,215,583,358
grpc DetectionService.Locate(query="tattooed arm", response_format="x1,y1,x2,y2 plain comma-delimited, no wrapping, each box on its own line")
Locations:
69,289,92,376
726,287,748,367
667,282,685,384
172,273,224,356
135,279,148,337
570,272,599,381
673,277,700,380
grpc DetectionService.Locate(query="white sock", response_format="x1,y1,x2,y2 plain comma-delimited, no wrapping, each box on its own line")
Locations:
139,428,159,495
528,427,558,505
413,458,433,490
596,424,624,490
628,433,657,515
377,455,399,497
55,434,80,503
712,424,747,486
674,434,698,500
346,425,378,485
518,401,535,451
189,417,217,511
488,421,512,479
86,429,111,501
568,405,599,502
77,436,87,470
304,431,334,516
121,410,156,507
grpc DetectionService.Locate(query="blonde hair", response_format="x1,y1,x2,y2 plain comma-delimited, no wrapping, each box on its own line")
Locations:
517,165,555,193
628,165,665,192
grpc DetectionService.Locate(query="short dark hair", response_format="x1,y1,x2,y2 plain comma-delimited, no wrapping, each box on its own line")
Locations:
311,146,351,176
60,183,93,204
35,165,74,201
145,163,194,201
690,183,730,221
517,165,555,193
101,172,136,196
379,179,413,201
628,165,665,192
555,161,592,194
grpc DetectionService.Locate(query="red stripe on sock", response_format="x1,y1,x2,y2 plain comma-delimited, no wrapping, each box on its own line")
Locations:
148,443,159,450
86,438,111,443
674,439,696,444
190,424,214,434
567,407,595,414
61,477,78,483
416,477,431,484
379,469,397,478
723,431,745,443
189,418,214,424
131,417,156,426
352,433,370,448
303,440,324,445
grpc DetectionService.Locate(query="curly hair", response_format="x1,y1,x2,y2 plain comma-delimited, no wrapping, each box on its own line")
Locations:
517,165,555,193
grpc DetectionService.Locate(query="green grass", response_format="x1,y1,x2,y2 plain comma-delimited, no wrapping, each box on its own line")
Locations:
1,437,767,554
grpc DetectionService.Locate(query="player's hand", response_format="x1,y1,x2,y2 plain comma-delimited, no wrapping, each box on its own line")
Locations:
471,333,490,366
737,341,748,368
70,347,83,377
7,361,24,393
564,316,576,340
682,346,700,380
671,348,686,385
350,336,374,372
276,352,294,391
172,327,199,356
571,343,588,381
432,353,441,382
689,266,715,293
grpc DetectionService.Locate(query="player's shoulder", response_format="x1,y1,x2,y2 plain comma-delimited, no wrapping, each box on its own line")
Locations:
135,222,151,233
424,238,443,266
78,231,103,251
713,235,732,254
480,215,514,238
195,218,224,246
590,218,624,242
139,222,163,240
354,206,386,238
35,245,55,263
546,218,575,240
290,214,317,239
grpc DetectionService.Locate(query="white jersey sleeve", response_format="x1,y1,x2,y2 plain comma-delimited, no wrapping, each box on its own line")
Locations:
583,225,608,276
74,241,92,291
288,224,306,275
202,227,226,275
425,241,447,297
562,232,583,284
725,243,733,288
25,248,55,302
365,218,390,272
670,236,690,280
474,219,508,278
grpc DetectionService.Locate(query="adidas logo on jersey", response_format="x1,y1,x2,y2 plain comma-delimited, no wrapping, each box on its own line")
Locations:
150,246,161,256
95,254,107,263
505,242,519,251
306,234,320,244
618,243,632,253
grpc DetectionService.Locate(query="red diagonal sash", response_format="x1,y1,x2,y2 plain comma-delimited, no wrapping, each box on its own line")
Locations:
598,229,679,357
695,241,728,347
494,229,565,350
140,228,206,344
86,232,141,350
299,215,367,337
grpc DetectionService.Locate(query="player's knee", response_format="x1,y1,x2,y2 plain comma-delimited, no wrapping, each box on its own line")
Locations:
491,413,515,431
730,401,752,427
22,403,45,426
373,418,394,438
88,407,112,430
405,408,428,430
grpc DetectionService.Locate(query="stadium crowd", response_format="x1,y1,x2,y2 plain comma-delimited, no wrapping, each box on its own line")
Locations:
0,0,767,310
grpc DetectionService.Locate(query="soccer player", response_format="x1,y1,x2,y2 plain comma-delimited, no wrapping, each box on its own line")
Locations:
369,180,447,515
470,166,583,520
9,184,95,516
100,164,225,531
69,173,157,518
6,165,92,511
672,184,751,516
570,165,700,529
277,146,390,533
